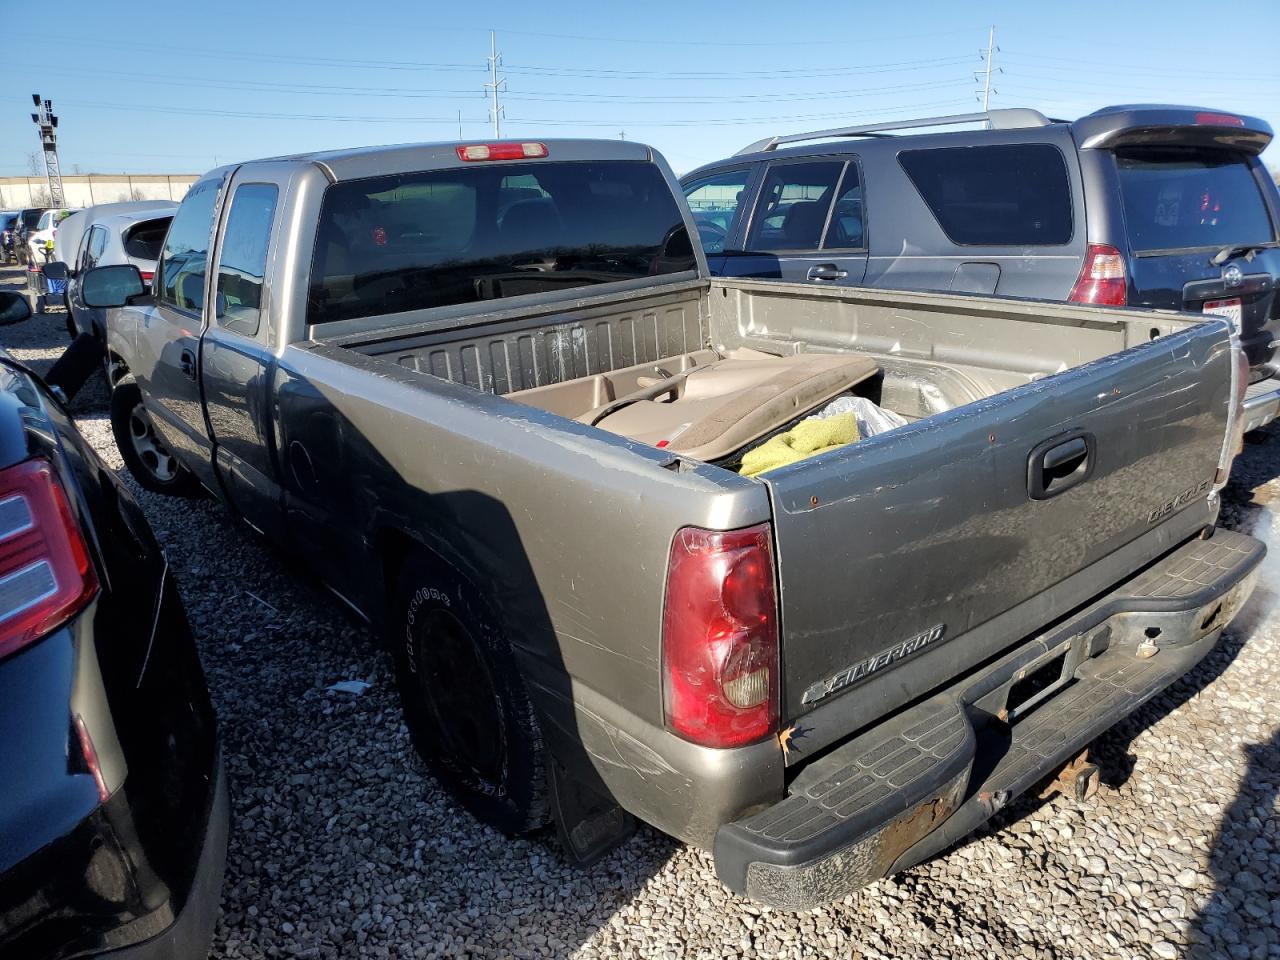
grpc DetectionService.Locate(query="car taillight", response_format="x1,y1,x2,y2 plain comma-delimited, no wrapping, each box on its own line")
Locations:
662,523,778,748
0,459,97,660
1068,243,1128,306
1196,112,1245,127
139,271,154,284
455,142,549,161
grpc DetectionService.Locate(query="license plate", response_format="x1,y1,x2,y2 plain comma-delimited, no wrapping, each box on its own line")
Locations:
1203,297,1243,335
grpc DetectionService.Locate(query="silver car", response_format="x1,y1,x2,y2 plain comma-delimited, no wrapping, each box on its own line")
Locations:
64,204,177,339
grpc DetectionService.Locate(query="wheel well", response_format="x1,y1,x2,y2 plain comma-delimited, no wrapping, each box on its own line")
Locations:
106,352,129,388
374,527,477,630
375,527,420,624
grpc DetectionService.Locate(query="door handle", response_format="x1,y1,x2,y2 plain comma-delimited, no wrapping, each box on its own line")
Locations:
1028,432,1094,500
807,263,848,282
179,348,197,381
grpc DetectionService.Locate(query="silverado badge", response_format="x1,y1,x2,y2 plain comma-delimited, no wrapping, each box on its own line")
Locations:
802,624,946,705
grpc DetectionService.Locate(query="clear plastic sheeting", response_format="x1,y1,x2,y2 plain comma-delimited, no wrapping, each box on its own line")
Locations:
813,395,908,438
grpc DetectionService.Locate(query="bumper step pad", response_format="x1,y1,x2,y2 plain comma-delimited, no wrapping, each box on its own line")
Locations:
714,697,974,907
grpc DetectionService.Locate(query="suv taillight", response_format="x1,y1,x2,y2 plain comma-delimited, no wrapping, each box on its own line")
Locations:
0,459,97,660
1069,243,1128,306
662,523,778,748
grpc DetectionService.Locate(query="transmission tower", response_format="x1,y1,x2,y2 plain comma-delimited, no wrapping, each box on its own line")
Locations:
975,27,1002,115
30,94,66,206
485,30,506,138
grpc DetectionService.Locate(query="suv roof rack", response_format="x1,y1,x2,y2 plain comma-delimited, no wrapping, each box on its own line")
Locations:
734,108,1055,156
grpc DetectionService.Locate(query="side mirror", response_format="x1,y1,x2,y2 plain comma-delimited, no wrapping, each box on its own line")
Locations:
82,264,146,308
42,260,68,281
0,291,33,326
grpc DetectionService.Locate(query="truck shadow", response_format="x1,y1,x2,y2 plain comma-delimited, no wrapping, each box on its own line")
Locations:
1183,726,1280,959
195,384,675,956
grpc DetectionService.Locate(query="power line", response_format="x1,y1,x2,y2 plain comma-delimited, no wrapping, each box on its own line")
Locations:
22,63,967,105
505,97,979,127
496,26,977,47
502,54,976,80
0,93,978,129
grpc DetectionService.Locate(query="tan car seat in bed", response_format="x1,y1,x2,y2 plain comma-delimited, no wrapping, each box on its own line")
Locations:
582,352,879,462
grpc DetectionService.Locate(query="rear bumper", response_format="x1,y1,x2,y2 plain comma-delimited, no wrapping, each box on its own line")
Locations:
714,528,1264,909
1241,375,1280,433
97,755,229,960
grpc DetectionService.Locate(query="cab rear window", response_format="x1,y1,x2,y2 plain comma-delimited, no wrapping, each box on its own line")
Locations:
307,161,694,325
1114,147,1275,254
898,143,1073,246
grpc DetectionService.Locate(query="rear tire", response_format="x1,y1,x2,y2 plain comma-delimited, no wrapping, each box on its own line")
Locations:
110,375,202,497
391,550,549,835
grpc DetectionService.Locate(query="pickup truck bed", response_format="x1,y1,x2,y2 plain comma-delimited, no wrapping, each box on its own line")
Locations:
92,139,1263,909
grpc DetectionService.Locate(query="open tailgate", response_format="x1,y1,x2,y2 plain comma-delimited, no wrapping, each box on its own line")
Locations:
764,321,1233,731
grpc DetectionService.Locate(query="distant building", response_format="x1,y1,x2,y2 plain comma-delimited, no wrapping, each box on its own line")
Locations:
0,173,199,209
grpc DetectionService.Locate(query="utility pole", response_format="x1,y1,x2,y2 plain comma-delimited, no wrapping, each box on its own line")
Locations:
484,30,506,138
458,109,463,140
619,131,626,141
29,95,65,206
978,26,1000,114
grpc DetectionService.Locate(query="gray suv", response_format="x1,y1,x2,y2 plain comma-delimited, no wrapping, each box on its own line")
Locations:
681,104,1280,386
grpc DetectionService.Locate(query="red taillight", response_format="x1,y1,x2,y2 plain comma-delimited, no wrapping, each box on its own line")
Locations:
0,459,97,660
139,271,154,284
1069,243,1128,306
1195,112,1245,127
455,142,549,162
662,523,778,748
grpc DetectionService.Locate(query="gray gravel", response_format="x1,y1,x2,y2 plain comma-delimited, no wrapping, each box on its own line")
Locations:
3,264,1277,959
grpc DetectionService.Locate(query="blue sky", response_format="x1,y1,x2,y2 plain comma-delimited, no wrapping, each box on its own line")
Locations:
2,0,1277,178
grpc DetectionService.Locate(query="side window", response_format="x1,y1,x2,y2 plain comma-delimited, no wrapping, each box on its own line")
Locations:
157,176,223,314
824,163,865,250
898,144,1073,246
746,160,843,251
215,183,278,336
682,168,750,254
86,226,108,267
74,228,93,272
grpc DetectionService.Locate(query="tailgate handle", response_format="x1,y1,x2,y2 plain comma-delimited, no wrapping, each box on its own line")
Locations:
1028,432,1094,500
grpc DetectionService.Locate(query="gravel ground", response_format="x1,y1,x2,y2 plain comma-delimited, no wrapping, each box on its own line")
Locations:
2,264,1277,960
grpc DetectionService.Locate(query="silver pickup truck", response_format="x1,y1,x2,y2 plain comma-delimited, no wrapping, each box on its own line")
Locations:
79,138,1264,909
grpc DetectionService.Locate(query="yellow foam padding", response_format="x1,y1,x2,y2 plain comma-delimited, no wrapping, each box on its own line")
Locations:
739,413,859,477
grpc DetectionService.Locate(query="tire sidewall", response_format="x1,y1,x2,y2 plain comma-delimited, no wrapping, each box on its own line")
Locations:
392,556,546,835
109,377,198,497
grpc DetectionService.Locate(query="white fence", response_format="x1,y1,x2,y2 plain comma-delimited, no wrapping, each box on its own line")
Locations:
0,174,199,209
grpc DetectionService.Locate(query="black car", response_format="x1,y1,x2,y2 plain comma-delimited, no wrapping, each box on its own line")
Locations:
681,104,1280,385
0,292,228,960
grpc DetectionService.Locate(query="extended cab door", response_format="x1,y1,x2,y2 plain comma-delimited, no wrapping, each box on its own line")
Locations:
718,157,869,287
133,172,228,494
199,167,290,541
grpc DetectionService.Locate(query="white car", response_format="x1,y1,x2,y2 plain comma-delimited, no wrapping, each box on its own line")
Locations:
64,204,177,339
25,208,82,264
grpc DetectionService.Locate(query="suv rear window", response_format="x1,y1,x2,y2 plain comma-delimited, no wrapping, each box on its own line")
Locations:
123,218,173,260
898,144,1073,246
1114,148,1275,254
307,161,694,325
